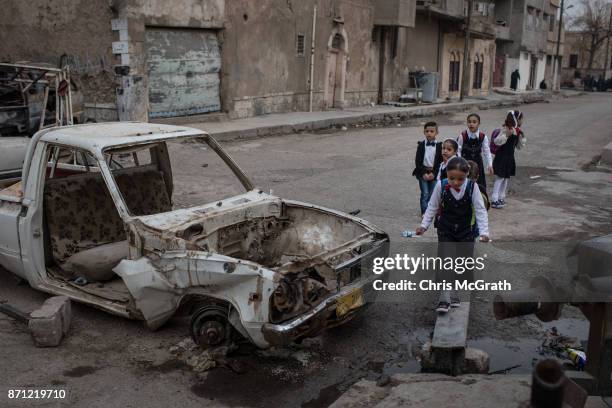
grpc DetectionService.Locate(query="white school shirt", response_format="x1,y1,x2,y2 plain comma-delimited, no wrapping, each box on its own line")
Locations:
420,180,489,236
457,129,493,168
423,140,437,168
436,154,457,180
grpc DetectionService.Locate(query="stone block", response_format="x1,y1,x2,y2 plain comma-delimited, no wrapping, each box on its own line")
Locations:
419,342,489,374
601,143,612,166
28,296,72,347
464,348,490,374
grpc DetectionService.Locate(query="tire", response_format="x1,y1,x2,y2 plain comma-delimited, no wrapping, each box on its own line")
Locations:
190,304,235,349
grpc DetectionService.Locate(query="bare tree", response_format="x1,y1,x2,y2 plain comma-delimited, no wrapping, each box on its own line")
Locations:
571,0,612,70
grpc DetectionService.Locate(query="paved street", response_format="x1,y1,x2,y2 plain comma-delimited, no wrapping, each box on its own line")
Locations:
1,93,611,408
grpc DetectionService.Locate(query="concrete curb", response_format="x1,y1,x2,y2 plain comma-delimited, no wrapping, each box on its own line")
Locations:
207,93,558,142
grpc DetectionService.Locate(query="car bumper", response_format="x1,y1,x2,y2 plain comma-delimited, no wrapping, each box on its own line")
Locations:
261,239,389,346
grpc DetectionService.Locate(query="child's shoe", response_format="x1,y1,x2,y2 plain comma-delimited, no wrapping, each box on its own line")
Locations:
436,302,450,313
450,297,461,308
500,199,507,206
491,200,504,209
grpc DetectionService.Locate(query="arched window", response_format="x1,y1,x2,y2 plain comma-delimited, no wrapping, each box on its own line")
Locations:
331,33,343,50
449,51,461,92
473,54,484,89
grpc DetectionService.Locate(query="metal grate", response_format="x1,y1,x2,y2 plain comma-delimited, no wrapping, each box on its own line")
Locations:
296,34,305,56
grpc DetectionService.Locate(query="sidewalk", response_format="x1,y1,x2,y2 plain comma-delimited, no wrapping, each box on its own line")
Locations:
165,90,583,142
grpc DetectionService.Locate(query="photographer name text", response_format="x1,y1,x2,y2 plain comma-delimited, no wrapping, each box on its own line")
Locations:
372,279,512,291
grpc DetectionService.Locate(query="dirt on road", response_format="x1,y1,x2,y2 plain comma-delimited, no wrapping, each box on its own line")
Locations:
0,93,610,408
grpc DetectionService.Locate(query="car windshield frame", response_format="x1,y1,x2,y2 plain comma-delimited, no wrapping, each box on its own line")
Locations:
96,134,255,219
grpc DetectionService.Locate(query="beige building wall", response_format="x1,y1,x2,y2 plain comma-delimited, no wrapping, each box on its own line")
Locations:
223,0,414,118
0,0,116,104
439,33,495,99
2,0,449,120
404,16,441,72
561,31,611,84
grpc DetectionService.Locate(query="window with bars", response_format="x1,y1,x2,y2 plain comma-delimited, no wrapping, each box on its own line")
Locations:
473,59,484,89
391,27,399,59
569,54,578,68
548,14,555,32
296,34,305,56
449,55,461,92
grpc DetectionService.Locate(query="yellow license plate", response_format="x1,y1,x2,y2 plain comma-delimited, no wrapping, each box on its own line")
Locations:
336,288,365,317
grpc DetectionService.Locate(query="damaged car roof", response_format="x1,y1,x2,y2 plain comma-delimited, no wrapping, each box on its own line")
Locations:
39,122,205,152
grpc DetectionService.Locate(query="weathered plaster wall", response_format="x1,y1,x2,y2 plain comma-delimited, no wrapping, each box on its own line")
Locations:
439,33,495,99
221,0,413,119
0,0,116,103
404,15,440,72
518,51,531,90
535,54,546,87
2,0,430,121
223,0,334,117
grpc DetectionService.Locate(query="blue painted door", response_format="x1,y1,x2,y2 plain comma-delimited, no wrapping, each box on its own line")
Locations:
146,28,221,118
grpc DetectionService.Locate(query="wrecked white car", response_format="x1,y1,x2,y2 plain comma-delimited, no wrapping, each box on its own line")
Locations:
0,123,388,348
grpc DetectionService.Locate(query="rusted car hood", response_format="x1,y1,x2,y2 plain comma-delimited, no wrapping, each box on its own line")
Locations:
132,189,280,232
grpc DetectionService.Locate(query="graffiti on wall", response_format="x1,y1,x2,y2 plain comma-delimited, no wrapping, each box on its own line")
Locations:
59,52,113,75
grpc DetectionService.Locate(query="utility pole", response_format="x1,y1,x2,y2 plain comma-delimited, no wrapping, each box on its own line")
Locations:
553,0,565,90
460,0,473,101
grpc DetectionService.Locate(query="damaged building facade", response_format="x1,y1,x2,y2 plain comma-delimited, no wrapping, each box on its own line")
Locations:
561,30,611,86
493,0,564,90
404,0,497,99
3,0,503,122
2,0,418,121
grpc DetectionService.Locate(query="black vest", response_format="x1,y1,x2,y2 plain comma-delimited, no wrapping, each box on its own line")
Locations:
438,180,475,240
462,133,484,165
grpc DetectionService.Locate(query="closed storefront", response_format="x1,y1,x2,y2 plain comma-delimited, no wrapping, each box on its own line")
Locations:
145,28,221,118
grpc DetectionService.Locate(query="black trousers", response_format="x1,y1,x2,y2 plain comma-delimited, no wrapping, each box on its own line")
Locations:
435,229,475,301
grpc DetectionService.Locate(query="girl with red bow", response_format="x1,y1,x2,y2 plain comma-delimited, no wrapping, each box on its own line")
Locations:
490,110,526,209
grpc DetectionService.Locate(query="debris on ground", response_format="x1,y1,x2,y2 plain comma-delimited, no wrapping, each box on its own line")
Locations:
539,327,586,370
565,348,587,370
186,350,217,372
168,337,237,373
541,326,581,351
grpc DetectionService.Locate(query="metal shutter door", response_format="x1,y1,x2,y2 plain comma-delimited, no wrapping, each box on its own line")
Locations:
146,28,221,118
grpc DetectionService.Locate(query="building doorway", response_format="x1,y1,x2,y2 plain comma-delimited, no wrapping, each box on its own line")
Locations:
324,30,348,109
493,55,506,87
528,55,537,89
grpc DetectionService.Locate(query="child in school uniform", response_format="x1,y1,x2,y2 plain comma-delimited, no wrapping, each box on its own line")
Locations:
436,139,458,181
457,113,493,192
491,110,525,209
416,157,490,313
413,122,443,214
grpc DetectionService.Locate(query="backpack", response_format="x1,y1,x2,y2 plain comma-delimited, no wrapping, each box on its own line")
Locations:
489,128,502,155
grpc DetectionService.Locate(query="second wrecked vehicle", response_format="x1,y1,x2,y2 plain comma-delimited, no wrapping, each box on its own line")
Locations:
0,122,389,349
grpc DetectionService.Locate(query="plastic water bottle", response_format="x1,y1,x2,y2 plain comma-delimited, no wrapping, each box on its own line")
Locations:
401,230,416,238
566,348,586,370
